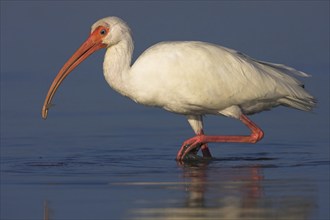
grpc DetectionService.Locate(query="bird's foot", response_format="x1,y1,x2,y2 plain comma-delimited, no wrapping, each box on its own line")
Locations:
176,135,212,161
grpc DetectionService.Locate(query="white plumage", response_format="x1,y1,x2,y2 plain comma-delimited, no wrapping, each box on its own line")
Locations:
42,17,316,160
128,41,314,116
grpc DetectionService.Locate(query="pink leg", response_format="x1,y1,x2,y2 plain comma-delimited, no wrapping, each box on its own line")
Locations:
180,129,212,159
176,115,264,161
199,130,212,158
201,144,212,158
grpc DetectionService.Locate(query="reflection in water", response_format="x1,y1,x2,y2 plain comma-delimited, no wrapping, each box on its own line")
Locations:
132,160,315,220
181,160,264,217
43,200,50,220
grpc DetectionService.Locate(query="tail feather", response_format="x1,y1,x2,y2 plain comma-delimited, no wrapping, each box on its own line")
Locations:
257,60,311,78
232,49,316,112
279,96,316,112
253,59,316,112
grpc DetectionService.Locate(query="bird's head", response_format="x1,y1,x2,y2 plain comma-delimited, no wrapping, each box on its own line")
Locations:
92,16,131,47
41,17,130,119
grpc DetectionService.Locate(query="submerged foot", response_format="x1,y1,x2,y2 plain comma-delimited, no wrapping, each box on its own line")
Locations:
176,135,212,161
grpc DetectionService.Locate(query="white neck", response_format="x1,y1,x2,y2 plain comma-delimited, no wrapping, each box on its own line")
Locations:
103,34,134,97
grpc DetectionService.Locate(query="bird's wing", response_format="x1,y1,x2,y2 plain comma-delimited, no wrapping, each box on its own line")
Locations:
225,47,316,113
129,41,315,115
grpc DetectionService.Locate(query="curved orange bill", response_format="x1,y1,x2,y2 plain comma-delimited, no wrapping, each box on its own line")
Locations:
41,26,108,119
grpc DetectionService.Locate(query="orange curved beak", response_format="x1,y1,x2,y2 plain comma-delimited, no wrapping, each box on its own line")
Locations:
41,26,108,119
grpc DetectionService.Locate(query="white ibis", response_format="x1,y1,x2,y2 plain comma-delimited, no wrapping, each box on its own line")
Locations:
42,17,316,160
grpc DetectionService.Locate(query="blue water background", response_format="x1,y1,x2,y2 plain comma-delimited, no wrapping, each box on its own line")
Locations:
1,1,329,220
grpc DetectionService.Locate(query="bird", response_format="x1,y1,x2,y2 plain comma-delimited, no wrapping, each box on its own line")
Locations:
42,17,316,161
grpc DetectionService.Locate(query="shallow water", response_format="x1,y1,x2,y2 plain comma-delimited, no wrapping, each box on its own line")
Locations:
1,71,329,220
1,139,329,220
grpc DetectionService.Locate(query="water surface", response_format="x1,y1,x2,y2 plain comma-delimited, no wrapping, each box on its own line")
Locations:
1,72,329,219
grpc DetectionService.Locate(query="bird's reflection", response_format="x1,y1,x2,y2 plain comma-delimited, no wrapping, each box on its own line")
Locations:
133,158,315,220
180,159,264,217
180,160,210,208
